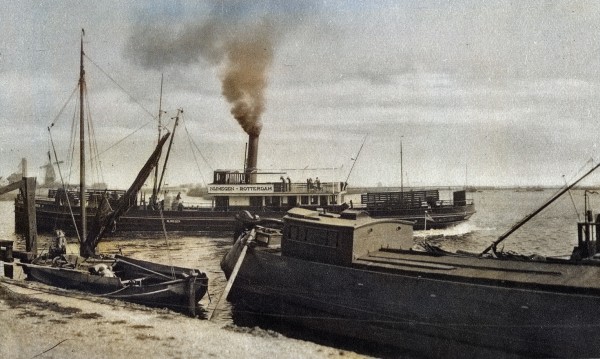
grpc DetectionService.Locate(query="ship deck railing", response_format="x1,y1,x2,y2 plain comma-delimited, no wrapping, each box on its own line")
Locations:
209,181,345,194
357,198,475,210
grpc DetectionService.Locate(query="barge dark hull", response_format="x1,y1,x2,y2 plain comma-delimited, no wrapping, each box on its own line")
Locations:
14,201,300,234
222,239,600,358
20,255,208,315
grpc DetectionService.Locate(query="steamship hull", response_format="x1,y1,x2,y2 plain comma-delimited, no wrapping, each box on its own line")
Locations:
13,201,303,234
14,198,345,234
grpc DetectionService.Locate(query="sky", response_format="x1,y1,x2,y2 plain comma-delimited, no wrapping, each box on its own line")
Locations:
2,0,600,189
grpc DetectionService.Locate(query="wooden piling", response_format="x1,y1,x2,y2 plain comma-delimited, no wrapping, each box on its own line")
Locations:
21,177,37,254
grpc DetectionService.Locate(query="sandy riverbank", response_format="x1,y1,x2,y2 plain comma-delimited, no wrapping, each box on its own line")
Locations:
0,279,368,359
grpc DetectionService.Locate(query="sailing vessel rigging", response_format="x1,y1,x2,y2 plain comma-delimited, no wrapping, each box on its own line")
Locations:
356,142,476,229
16,30,208,316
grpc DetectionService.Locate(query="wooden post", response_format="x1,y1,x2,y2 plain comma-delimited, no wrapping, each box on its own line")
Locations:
186,273,197,317
21,177,37,254
596,214,600,254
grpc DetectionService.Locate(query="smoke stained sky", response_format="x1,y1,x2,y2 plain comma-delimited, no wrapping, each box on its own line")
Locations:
2,1,600,188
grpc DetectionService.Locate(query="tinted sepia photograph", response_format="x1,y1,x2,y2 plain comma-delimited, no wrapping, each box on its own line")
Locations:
2,1,600,358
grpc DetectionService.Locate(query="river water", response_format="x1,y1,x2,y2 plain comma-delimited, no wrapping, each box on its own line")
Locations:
0,188,596,354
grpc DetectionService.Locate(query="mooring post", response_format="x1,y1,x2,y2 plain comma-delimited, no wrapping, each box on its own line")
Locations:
596,214,600,254
22,177,37,254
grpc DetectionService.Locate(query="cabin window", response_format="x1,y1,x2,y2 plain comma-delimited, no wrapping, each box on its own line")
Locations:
311,196,318,205
249,196,263,208
287,196,297,206
271,196,281,207
319,195,328,205
215,196,229,210
287,225,338,247
300,196,309,205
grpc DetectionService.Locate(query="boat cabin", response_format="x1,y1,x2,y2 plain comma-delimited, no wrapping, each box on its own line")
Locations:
281,207,414,265
206,170,347,212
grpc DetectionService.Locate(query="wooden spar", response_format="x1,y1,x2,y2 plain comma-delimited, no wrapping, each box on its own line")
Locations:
0,180,22,196
114,257,172,279
480,161,600,256
157,109,181,195
208,228,255,321
345,134,368,184
82,133,170,256
0,178,37,255
79,29,86,248
400,140,403,194
151,74,164,206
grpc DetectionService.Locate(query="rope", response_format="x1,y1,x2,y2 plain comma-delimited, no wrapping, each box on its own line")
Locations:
158,207,176,279
48,128,81,243
48,84,78,129
30,339,69,358
182,116,210,186
85,91,105,186
91,122,152,160
84,53,155,119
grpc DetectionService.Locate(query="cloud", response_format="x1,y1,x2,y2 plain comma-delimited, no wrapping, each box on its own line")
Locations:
124,1,320,136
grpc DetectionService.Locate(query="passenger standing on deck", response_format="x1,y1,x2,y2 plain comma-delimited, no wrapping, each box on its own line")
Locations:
315,177,321,191
49,229,67,258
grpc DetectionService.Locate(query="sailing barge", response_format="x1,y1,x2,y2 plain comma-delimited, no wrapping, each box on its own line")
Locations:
221,164,600,358
9,31,209,317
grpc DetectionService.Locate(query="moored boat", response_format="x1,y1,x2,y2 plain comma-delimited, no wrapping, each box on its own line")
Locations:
358,188,475,229
12,30,209,317
221,164,600,357
20,254,208,316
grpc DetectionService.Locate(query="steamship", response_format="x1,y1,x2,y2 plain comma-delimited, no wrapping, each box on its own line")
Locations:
14,133,348,234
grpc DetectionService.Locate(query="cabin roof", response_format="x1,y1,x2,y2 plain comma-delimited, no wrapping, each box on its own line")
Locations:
284,207,413,229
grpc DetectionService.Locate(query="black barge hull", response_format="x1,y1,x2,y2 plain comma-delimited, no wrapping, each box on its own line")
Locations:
222,238,600,358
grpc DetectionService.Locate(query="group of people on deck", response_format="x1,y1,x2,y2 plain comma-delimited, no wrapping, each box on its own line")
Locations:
307,177,322,191
147,191,184,211
280,176,292,192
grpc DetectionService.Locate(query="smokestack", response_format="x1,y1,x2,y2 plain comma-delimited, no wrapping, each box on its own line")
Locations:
246,134,259,184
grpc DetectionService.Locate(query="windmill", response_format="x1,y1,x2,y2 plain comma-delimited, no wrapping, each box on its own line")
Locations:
40,151,63,187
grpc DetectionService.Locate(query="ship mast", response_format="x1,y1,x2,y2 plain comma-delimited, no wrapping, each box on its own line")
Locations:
400,139,403,194
79,29,86,242
157,109,182,195
151,74,164,207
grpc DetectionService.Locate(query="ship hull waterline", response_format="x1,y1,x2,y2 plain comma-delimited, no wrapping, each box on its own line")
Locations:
222,239,600,358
